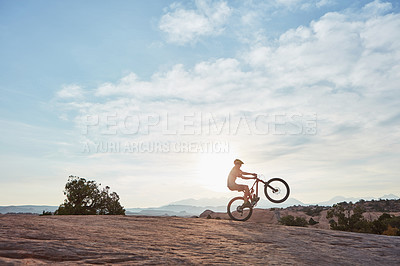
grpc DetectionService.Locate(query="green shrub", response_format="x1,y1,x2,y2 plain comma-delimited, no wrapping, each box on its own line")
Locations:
279,215,308,227
40,210,52,216
55,175,125,215
309,217,319,225
301,205,328,216
327,206,400,236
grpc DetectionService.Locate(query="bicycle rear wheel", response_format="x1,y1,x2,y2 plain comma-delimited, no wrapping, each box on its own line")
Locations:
227,197,253,221
264,178,290,203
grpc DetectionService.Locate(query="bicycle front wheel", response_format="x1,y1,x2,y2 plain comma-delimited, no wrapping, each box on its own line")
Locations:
264,178,290,203
227,197,253,221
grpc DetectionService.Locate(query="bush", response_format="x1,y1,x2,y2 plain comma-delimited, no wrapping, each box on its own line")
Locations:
327,202,366,232
301,205,327,217
279,215,308,227
55,175,125,215
383,225,399,236
327,207,400,236
309,217,319,225
40,211,52,216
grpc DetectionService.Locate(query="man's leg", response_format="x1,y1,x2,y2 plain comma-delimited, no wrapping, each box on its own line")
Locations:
244,186,250,202
237,185,250,202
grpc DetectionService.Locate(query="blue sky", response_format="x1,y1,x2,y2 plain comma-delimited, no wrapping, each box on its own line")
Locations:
1,0,399,207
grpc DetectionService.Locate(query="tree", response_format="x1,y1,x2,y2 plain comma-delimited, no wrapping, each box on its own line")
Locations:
374,213,400,236
279,215,308,227
97,186,125,215
326,202,368,232
326,201,400,236
55,175,125,215
301,205,327,217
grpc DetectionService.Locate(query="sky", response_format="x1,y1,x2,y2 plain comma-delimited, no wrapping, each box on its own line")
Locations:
0,0,399,208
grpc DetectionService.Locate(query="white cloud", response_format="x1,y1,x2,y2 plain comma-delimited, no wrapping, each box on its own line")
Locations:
94,59,251,103
245,6,400,95
362,0,392,16
159,0,232,45
275,0,303,8
274,0,335,10
55,1,400,204
316,0,335,8
56,84,84,99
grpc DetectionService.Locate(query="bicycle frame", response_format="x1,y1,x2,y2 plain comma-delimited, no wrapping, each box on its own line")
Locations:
249,177,278,197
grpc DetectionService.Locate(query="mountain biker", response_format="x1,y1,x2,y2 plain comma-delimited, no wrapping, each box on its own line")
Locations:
227,159,257,207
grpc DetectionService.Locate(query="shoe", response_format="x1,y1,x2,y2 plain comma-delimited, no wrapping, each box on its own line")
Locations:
251,197,260,207
252,197,260,203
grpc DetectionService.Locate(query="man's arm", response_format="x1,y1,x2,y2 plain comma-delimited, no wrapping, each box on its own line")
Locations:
241,172,257,179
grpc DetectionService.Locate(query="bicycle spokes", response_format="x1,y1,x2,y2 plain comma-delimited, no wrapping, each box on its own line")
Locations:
264,178,290,203
227,197,253,221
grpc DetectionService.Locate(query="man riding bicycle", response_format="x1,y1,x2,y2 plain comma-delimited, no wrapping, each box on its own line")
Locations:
227,159,258,207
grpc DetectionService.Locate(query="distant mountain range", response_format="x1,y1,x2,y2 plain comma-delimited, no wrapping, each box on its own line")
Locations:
0,205,58,214
1,194,398,216
169,197,305,209
311,194,400,206
124,197,305,217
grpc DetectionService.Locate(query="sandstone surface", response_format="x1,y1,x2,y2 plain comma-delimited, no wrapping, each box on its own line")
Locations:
0,214,399,265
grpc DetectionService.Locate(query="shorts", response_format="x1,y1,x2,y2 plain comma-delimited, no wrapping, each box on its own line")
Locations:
228,183,247,192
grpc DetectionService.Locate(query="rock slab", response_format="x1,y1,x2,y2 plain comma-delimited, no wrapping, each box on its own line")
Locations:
0,214,399,265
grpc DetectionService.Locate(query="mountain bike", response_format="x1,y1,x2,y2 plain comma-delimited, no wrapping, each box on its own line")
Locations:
227,175,290,221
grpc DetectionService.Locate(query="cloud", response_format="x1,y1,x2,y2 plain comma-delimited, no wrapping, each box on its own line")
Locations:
245,4,400,96
93,59,255,104
60,1,400,153
55,1,400,204
362,0,392,16
56,84,84,99
316,0,335,8
274,0,335,11
159,0,232,45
